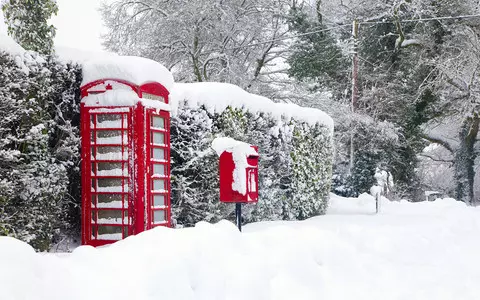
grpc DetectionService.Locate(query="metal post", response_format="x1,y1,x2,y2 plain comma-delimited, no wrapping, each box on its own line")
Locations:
235,203,242,232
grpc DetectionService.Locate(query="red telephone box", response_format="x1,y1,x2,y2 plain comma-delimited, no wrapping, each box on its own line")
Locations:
80,79,171,246
219,145,259,203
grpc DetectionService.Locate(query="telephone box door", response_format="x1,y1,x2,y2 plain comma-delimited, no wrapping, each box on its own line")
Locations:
146,109,171,229
82,107,134,246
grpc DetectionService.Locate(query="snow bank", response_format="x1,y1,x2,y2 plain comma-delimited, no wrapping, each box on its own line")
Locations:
81,56,174,91
0,32,25,57
170,82,334,133
4,194,480,299
212,137,258,195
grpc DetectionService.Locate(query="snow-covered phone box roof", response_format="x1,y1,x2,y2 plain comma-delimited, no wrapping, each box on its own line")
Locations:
80,56,174,111
81,55,174,91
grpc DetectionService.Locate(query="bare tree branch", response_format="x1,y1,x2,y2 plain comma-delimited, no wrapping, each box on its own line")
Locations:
421,133,454,154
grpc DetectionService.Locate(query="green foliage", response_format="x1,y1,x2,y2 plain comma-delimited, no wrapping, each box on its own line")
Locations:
2,0,58,54
289,123,333,219
350,150,378,195
348,8,445,200
287,5,348,94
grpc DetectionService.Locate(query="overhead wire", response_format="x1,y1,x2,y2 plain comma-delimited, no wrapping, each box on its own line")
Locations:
226,13,480,50
359,13,480,25
225,24,351,50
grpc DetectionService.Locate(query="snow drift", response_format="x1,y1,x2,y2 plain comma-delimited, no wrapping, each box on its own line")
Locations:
2,194,480,300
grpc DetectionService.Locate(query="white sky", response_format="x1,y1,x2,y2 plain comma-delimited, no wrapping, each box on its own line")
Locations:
1,0,107,52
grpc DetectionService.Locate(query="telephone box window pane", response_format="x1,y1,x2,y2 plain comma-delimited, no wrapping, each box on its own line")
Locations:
97,226,123,240
92,130,127,145
153,179,165,191
97,194,123,208
94,114,127,129
94,179,126,193
153,164,165,176
98,210,122,221
151,116,165,129
143,93,165,102
93,146,124,160
152,132,165,145
97,178,123,188
97,114,122,123
154,210,166,223
152,148,165,160
153,195,165,207
95,162,126,176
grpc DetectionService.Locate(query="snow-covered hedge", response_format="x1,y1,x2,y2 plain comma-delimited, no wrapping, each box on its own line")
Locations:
0,40,333,247
170,83,334,225
0,42,82,250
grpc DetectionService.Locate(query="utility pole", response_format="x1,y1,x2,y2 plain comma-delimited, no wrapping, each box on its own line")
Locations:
350,19,359,173
351,19,359,111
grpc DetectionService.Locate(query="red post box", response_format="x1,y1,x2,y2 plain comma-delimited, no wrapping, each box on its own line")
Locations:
218,144,259,203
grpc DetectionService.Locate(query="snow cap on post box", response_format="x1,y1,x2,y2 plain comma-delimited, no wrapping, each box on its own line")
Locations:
212,137,259,202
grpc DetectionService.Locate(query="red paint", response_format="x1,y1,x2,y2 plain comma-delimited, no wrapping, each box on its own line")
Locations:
80,78,171,246
145,109,171,229
219,145,259,203
80,103,90,245
80,79,140,98
133,103,146,234
140,82,170,103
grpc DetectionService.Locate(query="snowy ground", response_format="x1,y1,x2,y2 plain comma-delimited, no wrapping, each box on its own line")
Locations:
2,193,480,300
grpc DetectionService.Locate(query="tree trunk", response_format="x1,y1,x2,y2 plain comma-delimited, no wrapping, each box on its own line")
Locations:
192,23,203,82
454,115,479,205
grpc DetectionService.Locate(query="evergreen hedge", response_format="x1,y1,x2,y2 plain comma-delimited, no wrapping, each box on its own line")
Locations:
0,50,333,249
170,92,334,226
0,50,82,251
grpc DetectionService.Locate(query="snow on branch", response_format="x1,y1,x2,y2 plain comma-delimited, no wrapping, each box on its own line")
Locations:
421,133,454,154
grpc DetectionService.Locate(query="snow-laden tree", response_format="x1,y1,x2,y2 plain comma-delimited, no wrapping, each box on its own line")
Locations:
343,0,480,204
170,103,219,226
101,0,291,96
287,0,350,98
286,0,424,199
417,145,455,197
422,20,480,204
2,0,58,54
0,49,82,250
